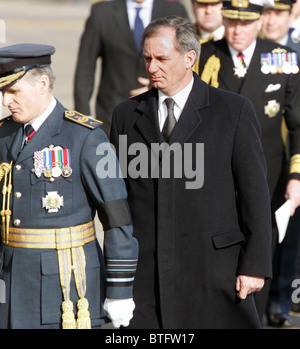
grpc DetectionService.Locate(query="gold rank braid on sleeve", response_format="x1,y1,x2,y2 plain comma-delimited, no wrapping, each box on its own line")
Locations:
200,55,221,88
290,154,300,174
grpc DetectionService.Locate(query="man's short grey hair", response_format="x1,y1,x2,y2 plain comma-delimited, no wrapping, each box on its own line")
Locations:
141,16,201,65
26,66,56,91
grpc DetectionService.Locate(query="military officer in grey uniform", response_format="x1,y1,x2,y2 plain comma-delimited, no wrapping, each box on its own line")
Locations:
0,43,138,329
197,0,300,321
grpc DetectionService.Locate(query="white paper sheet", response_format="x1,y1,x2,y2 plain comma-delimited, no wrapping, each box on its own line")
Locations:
275,200,291,243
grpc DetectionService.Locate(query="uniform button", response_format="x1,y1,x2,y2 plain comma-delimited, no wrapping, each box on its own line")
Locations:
15,164,22,171
14,192,22,199
13,219,21,226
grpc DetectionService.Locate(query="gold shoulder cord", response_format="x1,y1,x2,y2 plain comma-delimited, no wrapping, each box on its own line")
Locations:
0,161,13,244
200,55,221,88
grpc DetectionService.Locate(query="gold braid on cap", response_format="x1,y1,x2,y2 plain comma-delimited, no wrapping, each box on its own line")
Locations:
0,71,26,89
222,9,261,20
201,55,221,88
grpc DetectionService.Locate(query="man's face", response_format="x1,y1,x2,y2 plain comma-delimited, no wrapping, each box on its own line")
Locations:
143,27,195,96
261,9,291,42
224,17,263,52
193,2,223,32
2,73,45,124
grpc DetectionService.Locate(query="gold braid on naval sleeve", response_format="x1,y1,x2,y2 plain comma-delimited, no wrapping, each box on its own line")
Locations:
290,154,300,175
200,55,221,88
0,161,13,244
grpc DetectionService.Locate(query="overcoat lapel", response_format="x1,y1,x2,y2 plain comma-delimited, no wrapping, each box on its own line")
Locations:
135,88,162,146
168,75,208,146
135,75,209,148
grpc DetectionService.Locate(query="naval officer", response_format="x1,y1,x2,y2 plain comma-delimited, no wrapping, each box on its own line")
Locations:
0,43,138,329
197,0,300,320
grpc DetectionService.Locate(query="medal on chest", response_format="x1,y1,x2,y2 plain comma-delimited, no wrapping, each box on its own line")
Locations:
260,50,299,75
33,145,72,181
233,64,247,78
42,191,64,213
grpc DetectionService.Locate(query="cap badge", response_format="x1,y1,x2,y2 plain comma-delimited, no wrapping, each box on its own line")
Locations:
232,0,249,8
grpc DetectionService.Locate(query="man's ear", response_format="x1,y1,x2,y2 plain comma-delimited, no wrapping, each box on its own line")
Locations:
39,74,50,93
185,50,197,69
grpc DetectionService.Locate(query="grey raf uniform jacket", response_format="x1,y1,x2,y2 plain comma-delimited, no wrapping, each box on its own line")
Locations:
0,100,138,329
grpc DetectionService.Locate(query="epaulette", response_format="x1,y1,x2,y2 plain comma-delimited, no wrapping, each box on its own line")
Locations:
64,110,103,129
201,55,221,88
0,116,11,128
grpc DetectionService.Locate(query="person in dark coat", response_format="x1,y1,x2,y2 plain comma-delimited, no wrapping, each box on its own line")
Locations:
110,15,272,329
74,0,188,136
260,0,300,327
197,0,300,322
0,43,138,329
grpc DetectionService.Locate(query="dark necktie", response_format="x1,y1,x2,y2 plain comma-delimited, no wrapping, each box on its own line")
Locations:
24,123,35,145
162,98,176,141
237,52,246,68
133,7,144,52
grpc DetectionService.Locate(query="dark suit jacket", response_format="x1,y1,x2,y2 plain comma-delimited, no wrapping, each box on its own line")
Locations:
74,0,188,135
198,38,300,207
0,101,138,328
110,73,272,329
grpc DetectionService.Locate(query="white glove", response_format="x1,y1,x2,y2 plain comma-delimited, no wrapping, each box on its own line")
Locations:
103,298,135,328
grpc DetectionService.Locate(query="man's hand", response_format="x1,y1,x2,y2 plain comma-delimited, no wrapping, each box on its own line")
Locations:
129,77,150,97
236,275,265,299
285,179,300,216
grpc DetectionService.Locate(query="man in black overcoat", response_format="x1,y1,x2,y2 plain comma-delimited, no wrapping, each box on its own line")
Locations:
110,16,273,328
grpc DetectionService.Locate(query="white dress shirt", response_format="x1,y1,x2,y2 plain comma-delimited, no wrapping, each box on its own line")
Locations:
158,77,194,131
23,96,56,146
126,0,154,30
228,40,256,68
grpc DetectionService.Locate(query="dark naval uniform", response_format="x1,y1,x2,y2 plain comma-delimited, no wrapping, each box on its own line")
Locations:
198,38,300,210
0,44,138,329
198,0,300,321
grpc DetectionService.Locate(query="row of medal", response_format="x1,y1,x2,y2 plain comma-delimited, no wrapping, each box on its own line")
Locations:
33,145,72,180
260,52,299,75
